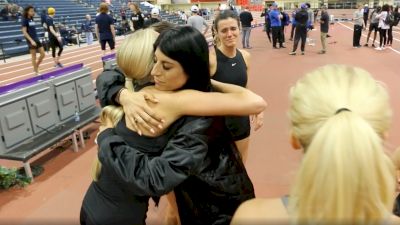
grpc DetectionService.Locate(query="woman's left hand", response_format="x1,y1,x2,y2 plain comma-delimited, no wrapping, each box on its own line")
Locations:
251,112,264,131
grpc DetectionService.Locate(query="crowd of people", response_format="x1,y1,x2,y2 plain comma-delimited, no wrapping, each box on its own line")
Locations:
14,2,400,224
1,3,23,21
353,4,400,50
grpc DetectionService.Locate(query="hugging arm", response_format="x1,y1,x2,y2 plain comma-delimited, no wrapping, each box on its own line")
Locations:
97,117,211,196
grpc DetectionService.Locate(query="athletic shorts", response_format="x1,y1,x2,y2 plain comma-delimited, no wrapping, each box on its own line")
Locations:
225,116,251,141
26,38,43,50
369,23,379,32
100,39,115,51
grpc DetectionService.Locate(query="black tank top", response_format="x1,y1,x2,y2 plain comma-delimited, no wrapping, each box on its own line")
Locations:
213,48,248,87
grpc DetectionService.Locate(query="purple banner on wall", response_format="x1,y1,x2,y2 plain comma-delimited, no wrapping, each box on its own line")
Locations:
0,63,84,95
101,53,116,62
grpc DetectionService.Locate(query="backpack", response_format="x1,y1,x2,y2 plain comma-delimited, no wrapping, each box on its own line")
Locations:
393,12,400,26
283,12,290,26
384,12,394,25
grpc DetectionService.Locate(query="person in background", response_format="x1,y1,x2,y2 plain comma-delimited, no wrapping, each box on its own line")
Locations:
187,5,209,35
318,5,329,54
387,5,394,47
40,8,47,28
269,3,284,49
143,7,160,28
180,10,187,24
279,7,289,45
289,5,298,41
305,3,315,46
1,4,10,21
364,6,380,47
239,6,253,49
352,4,363,48
230,64,399,225
95,3,116,55
21,5,45,75
289,3,308,55
46,7,63,68
129,3,144,31
363,4,369,30
375,4,390,51
82,14,93,45
260,4,272,42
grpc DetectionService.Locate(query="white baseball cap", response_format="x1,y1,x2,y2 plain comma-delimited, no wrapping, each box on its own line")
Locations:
191,5,199,12
151,8,160,15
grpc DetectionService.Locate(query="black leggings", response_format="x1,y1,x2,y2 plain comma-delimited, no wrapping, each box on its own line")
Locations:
379,28,388,47
50,38,63,58
387,26,393,45
293,25,307,52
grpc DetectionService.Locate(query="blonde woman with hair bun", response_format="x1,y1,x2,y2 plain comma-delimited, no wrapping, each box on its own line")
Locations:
82,27,266,225
231,64,400,225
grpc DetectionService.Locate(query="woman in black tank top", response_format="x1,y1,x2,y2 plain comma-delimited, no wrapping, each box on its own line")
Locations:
210,10,264,162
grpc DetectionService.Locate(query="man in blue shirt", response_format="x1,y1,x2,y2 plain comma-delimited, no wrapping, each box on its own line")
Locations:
269,3,284,48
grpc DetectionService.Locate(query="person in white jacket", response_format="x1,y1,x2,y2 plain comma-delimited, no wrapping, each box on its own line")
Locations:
375,4,390,50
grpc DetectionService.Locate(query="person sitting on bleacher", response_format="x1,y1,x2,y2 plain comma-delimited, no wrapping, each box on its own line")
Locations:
231,65,400,225
1,4,10,21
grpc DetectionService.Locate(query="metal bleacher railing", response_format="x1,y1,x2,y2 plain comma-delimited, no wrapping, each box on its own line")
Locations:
0,63,100,181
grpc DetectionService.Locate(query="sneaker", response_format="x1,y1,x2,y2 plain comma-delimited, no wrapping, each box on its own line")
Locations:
57,63,64,68
289,52,296,55
246,46,253,49
364,44,368,47
372,44,376,48
375,47,382,50
318,50,326,54
280,46,286,48
301,52,305,55
273,46,279,49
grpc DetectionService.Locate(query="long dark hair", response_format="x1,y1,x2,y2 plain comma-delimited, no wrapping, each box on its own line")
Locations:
23,5,34,19
382,4,390,12
154,26,211,92
213,9,240,31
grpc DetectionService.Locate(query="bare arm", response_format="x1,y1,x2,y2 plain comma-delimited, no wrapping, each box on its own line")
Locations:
110,24,116,40
165,80,267,117
203,20,209,35
95,24,99,41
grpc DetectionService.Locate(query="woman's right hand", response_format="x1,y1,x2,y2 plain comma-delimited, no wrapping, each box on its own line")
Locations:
119,89,164,135
30,40,37,47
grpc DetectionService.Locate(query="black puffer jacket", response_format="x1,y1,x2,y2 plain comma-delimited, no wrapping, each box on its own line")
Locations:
95,70,255,225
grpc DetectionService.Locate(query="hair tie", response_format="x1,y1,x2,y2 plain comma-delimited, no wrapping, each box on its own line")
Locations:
335,108,351,115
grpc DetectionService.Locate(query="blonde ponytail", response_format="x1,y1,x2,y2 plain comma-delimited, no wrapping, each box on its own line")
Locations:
288,65,395,225
92,29,158,182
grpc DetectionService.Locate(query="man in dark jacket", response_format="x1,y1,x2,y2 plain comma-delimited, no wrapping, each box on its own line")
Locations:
261,5,272,42
319,6,329,54
289,3,309,55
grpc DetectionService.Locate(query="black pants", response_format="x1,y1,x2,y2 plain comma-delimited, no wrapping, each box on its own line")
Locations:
265,22,271,41
363,16,368,28
49,37,63,58
290,24,296,39
293,25,307,52
280,25,285,43
353,25,362,47
379,28,388,47
272,26,283,47
387,26,393,45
